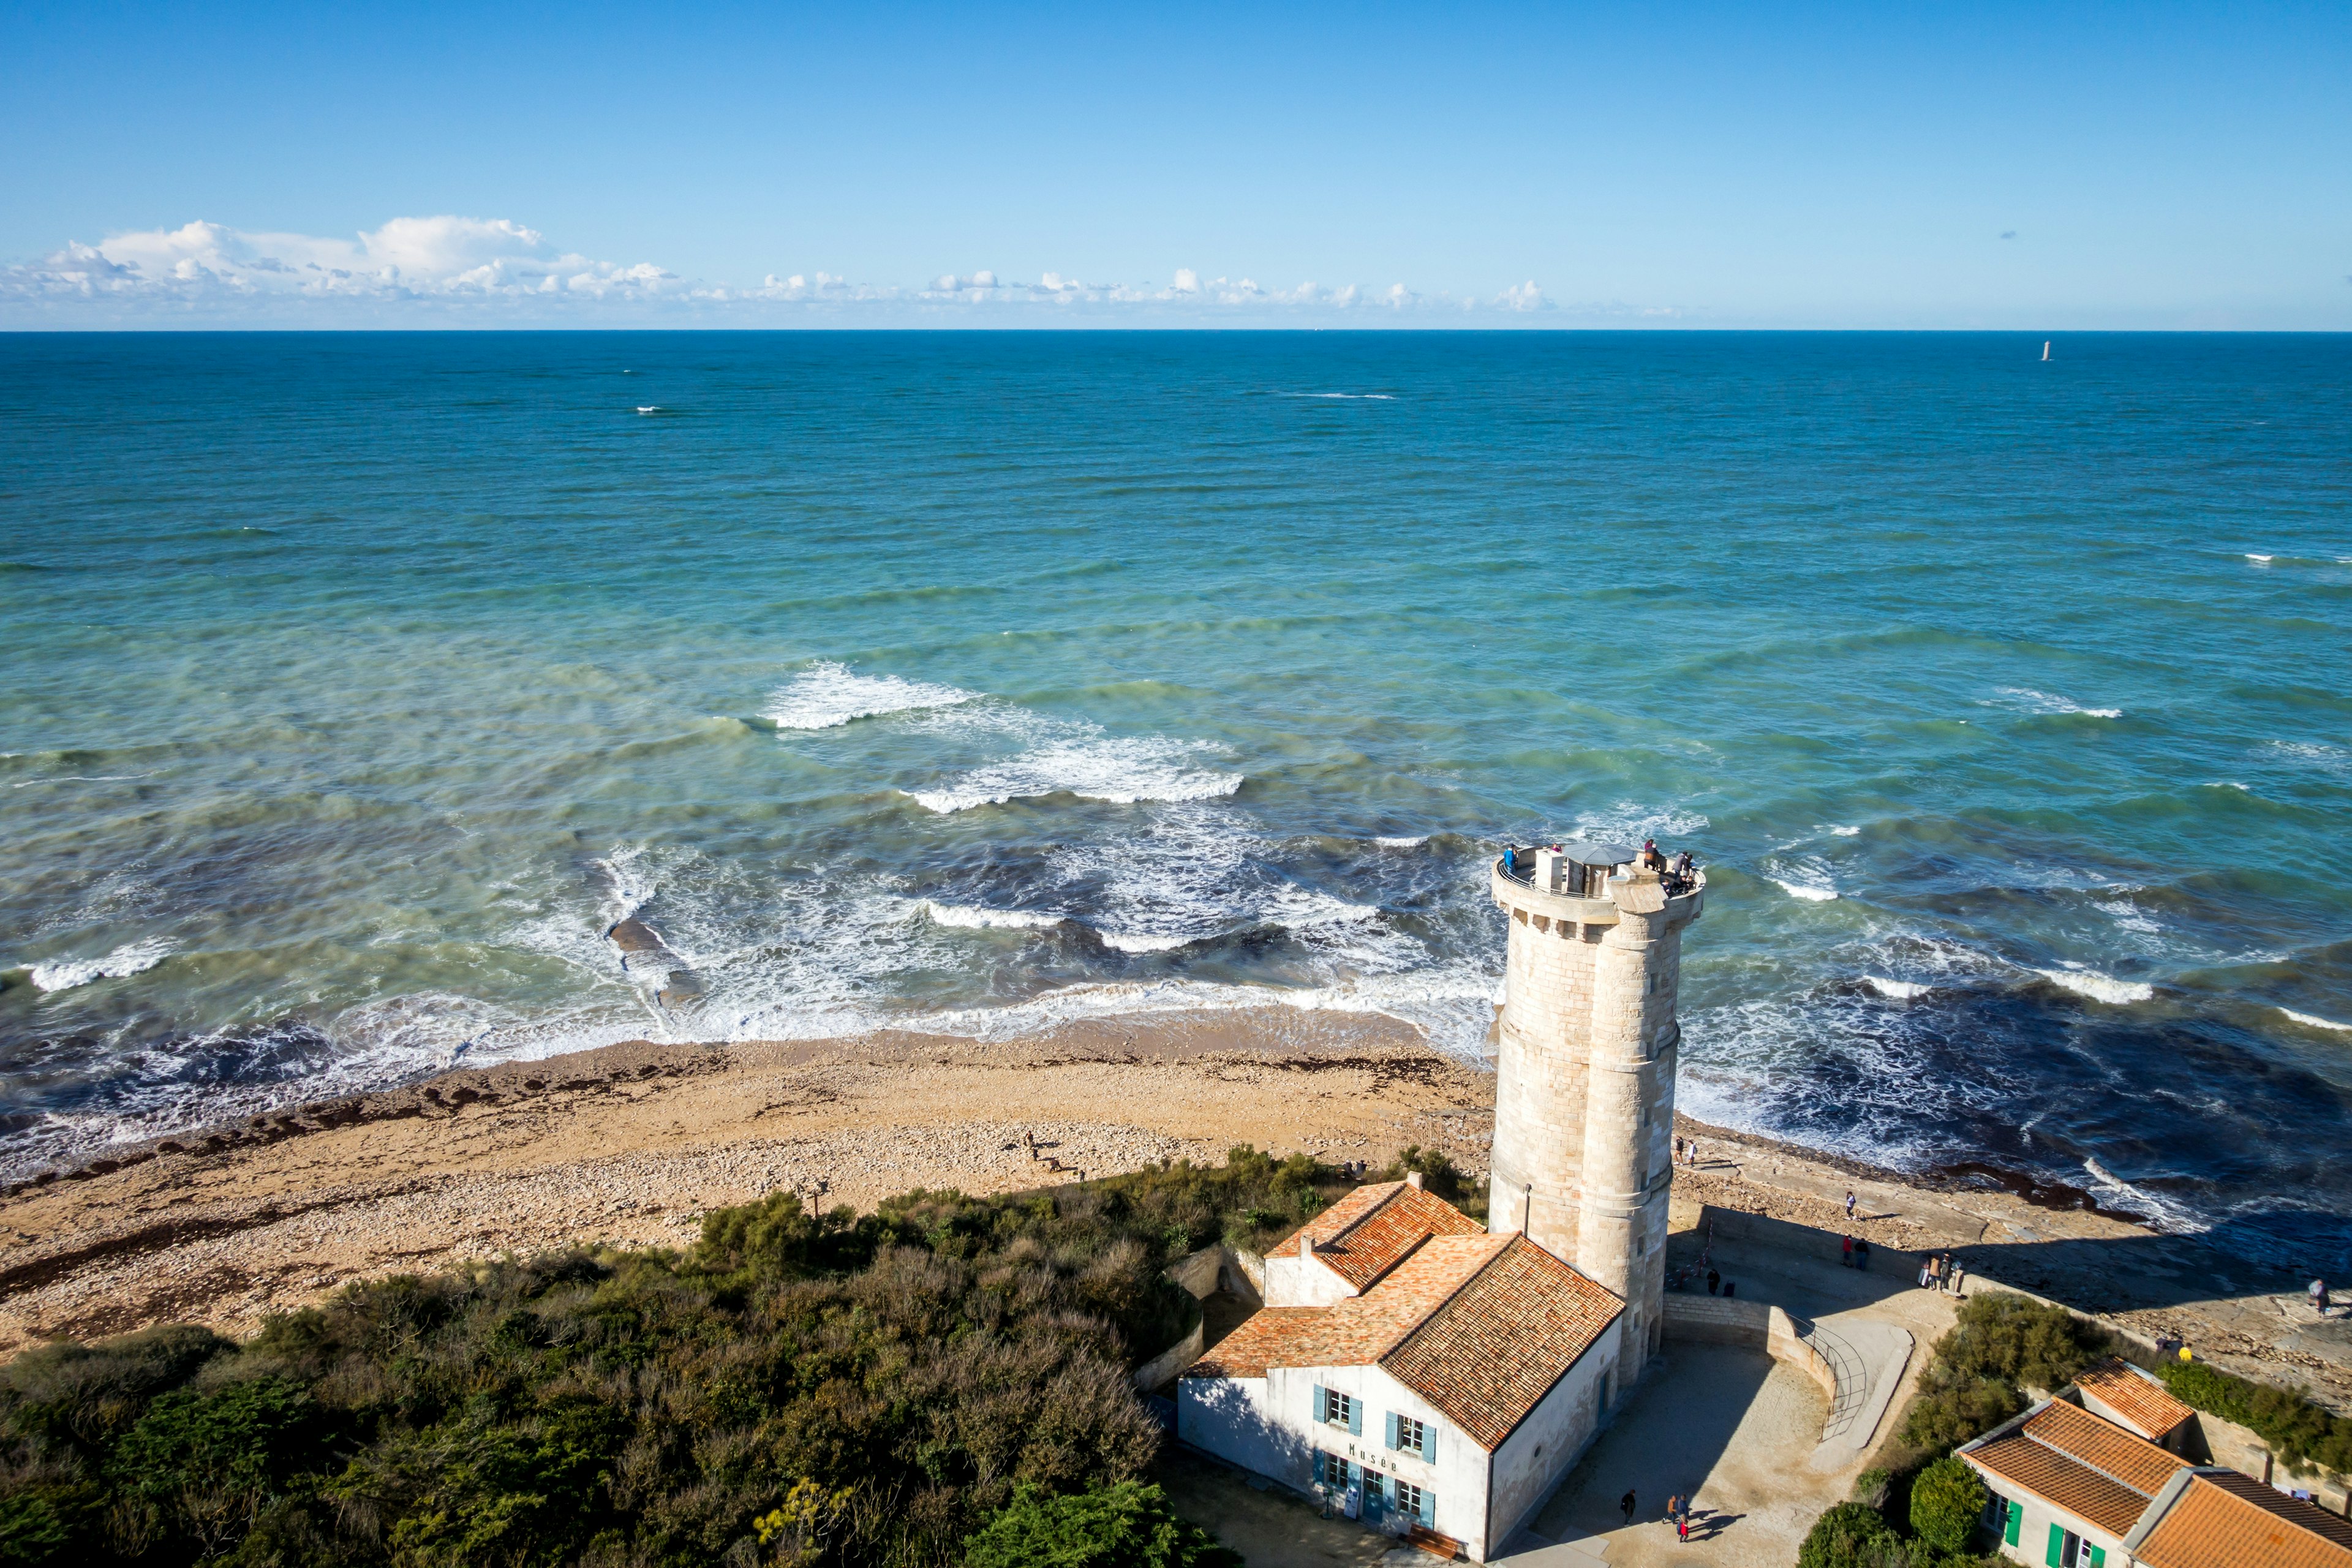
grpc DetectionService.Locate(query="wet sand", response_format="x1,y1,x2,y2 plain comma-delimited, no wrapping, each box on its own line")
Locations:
5,1009,2348,1412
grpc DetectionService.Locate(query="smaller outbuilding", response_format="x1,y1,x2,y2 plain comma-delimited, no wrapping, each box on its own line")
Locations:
1177,1178,1624,1562
1958,1392,2352,1568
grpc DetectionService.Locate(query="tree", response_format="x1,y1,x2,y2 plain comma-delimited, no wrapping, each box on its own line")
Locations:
1799,1502,1902,1568
962,1481,1241,1568
1910,1457,1989,1555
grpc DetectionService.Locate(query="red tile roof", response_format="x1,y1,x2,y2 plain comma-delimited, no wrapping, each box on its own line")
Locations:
1268,1182,1486,1292
1379,1234,1624,1449
2075,1359,2195,1441
1182,1221,1624,1452
1962,1399,2191,1539
2135,1472,2352,1568
2024,1399,2190,1497
1969,1431,2155,1537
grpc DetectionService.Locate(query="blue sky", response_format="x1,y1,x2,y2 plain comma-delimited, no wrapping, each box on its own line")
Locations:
3,1,2347,328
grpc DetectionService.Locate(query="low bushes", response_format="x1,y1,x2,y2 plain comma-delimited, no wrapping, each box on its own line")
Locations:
960,1480,1238,1568
1898,1293,2113,1453
0,1147,1335,1566
2154,1359,2352,1476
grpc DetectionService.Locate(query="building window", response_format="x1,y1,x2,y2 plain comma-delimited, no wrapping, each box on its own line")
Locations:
1394,1481,1433,1526
1395,1414,1428,1458
1316,1452,1351,1491
1323,1389,1355,1429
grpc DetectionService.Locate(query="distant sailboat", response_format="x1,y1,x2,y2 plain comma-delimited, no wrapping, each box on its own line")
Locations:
2041,341,2052,361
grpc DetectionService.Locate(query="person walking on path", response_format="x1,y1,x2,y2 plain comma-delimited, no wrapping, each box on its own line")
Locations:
2313,1278,2331,1318
1621,1490,1638,1528
1667,1495,1683,1533
1708,1268,1721,1296
1841,1234,1854,1268
1855,1238,1871,1272
1845,1189,1857,1219
1950,1259,1967,1297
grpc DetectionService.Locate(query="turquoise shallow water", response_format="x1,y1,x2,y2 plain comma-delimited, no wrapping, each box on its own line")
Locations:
2,331,2349,1267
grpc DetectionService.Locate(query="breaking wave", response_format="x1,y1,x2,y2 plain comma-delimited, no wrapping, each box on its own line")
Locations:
2035,967,2154,1005
27,938,173,993
908,736,1242,812
763,662,979,729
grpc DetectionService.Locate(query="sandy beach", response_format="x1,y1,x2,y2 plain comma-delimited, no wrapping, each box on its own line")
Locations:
6,1008,2348,1412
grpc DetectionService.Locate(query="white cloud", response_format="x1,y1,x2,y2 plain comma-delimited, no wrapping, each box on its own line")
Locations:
0,214,1624,326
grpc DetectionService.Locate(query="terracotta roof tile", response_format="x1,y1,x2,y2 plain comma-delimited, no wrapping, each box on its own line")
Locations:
1183,1308,1330,1380
1268,1182,1486,1292
1182,1229,1625,1451
2076,1358,2196,1441
2136,1472,2352,1568
1968,1431,2154,1537
2024,1398,2190,1498
1379,1235,1623,1450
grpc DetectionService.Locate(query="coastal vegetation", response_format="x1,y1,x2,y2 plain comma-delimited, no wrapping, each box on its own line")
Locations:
2152,1358,2352,1476
0,1144,1468,1567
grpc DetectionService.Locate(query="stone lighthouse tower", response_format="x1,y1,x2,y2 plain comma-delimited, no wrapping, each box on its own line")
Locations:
1488,842,1704,1370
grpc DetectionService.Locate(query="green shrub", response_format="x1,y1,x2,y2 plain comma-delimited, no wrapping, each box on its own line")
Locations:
1909,1457,1988,1555
0,1152,1332,1566
1799,1502,1903,1568
2155,1359,2352,1475
963,1480,1241,1568
1899,1294,2111,1453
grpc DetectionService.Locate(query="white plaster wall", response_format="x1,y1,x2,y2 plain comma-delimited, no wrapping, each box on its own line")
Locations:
1974,1473,2128,1567
1177,1375,1311,1492
1489,1320,1623,1552
1264,1250,1354,1308
1272,1362,1498,1558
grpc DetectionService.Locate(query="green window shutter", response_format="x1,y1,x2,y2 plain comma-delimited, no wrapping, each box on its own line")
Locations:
1313,1384,1326,1423
2046,1524,2066,1568
2005,1499,2023,1547
1348,1397,1362,1436
1386,1411,1400,1449
2089,1548,2105,1568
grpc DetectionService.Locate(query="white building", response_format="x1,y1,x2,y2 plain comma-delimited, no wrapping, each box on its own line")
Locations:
1178,1177,1624,1562
1957,1384,2352,1568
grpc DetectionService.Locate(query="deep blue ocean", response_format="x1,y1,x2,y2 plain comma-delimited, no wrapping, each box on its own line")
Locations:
3,331,2348,1270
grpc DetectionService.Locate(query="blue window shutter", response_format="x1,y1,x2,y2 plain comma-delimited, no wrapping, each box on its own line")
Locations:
1386,1412,1400,1449
1348,1398,1362,1436
1313,1383,1326,1423
2046,1525,2066,1568
1421,1425,1436,1463
1420,1488,1437,1527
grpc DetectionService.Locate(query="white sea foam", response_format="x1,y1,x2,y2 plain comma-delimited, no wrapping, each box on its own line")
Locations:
1278,392,1396,400
27,938,173,992
1571,802,1709,845
921,900,1065,932
2278,1007,2352,1033
1375,835,1428,847
2246,553,2272,563
2094,898,2162,935
1830,825,1861,837
2036,967,2154,1005
2081,1157,2208,1233
763,662,979,730
635,405,661,415
1989,687,2122,720
908,736,1242,812
12,773,156,789
2266,741,2351,774
1763,854,1839,902
1863,976,1931,999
